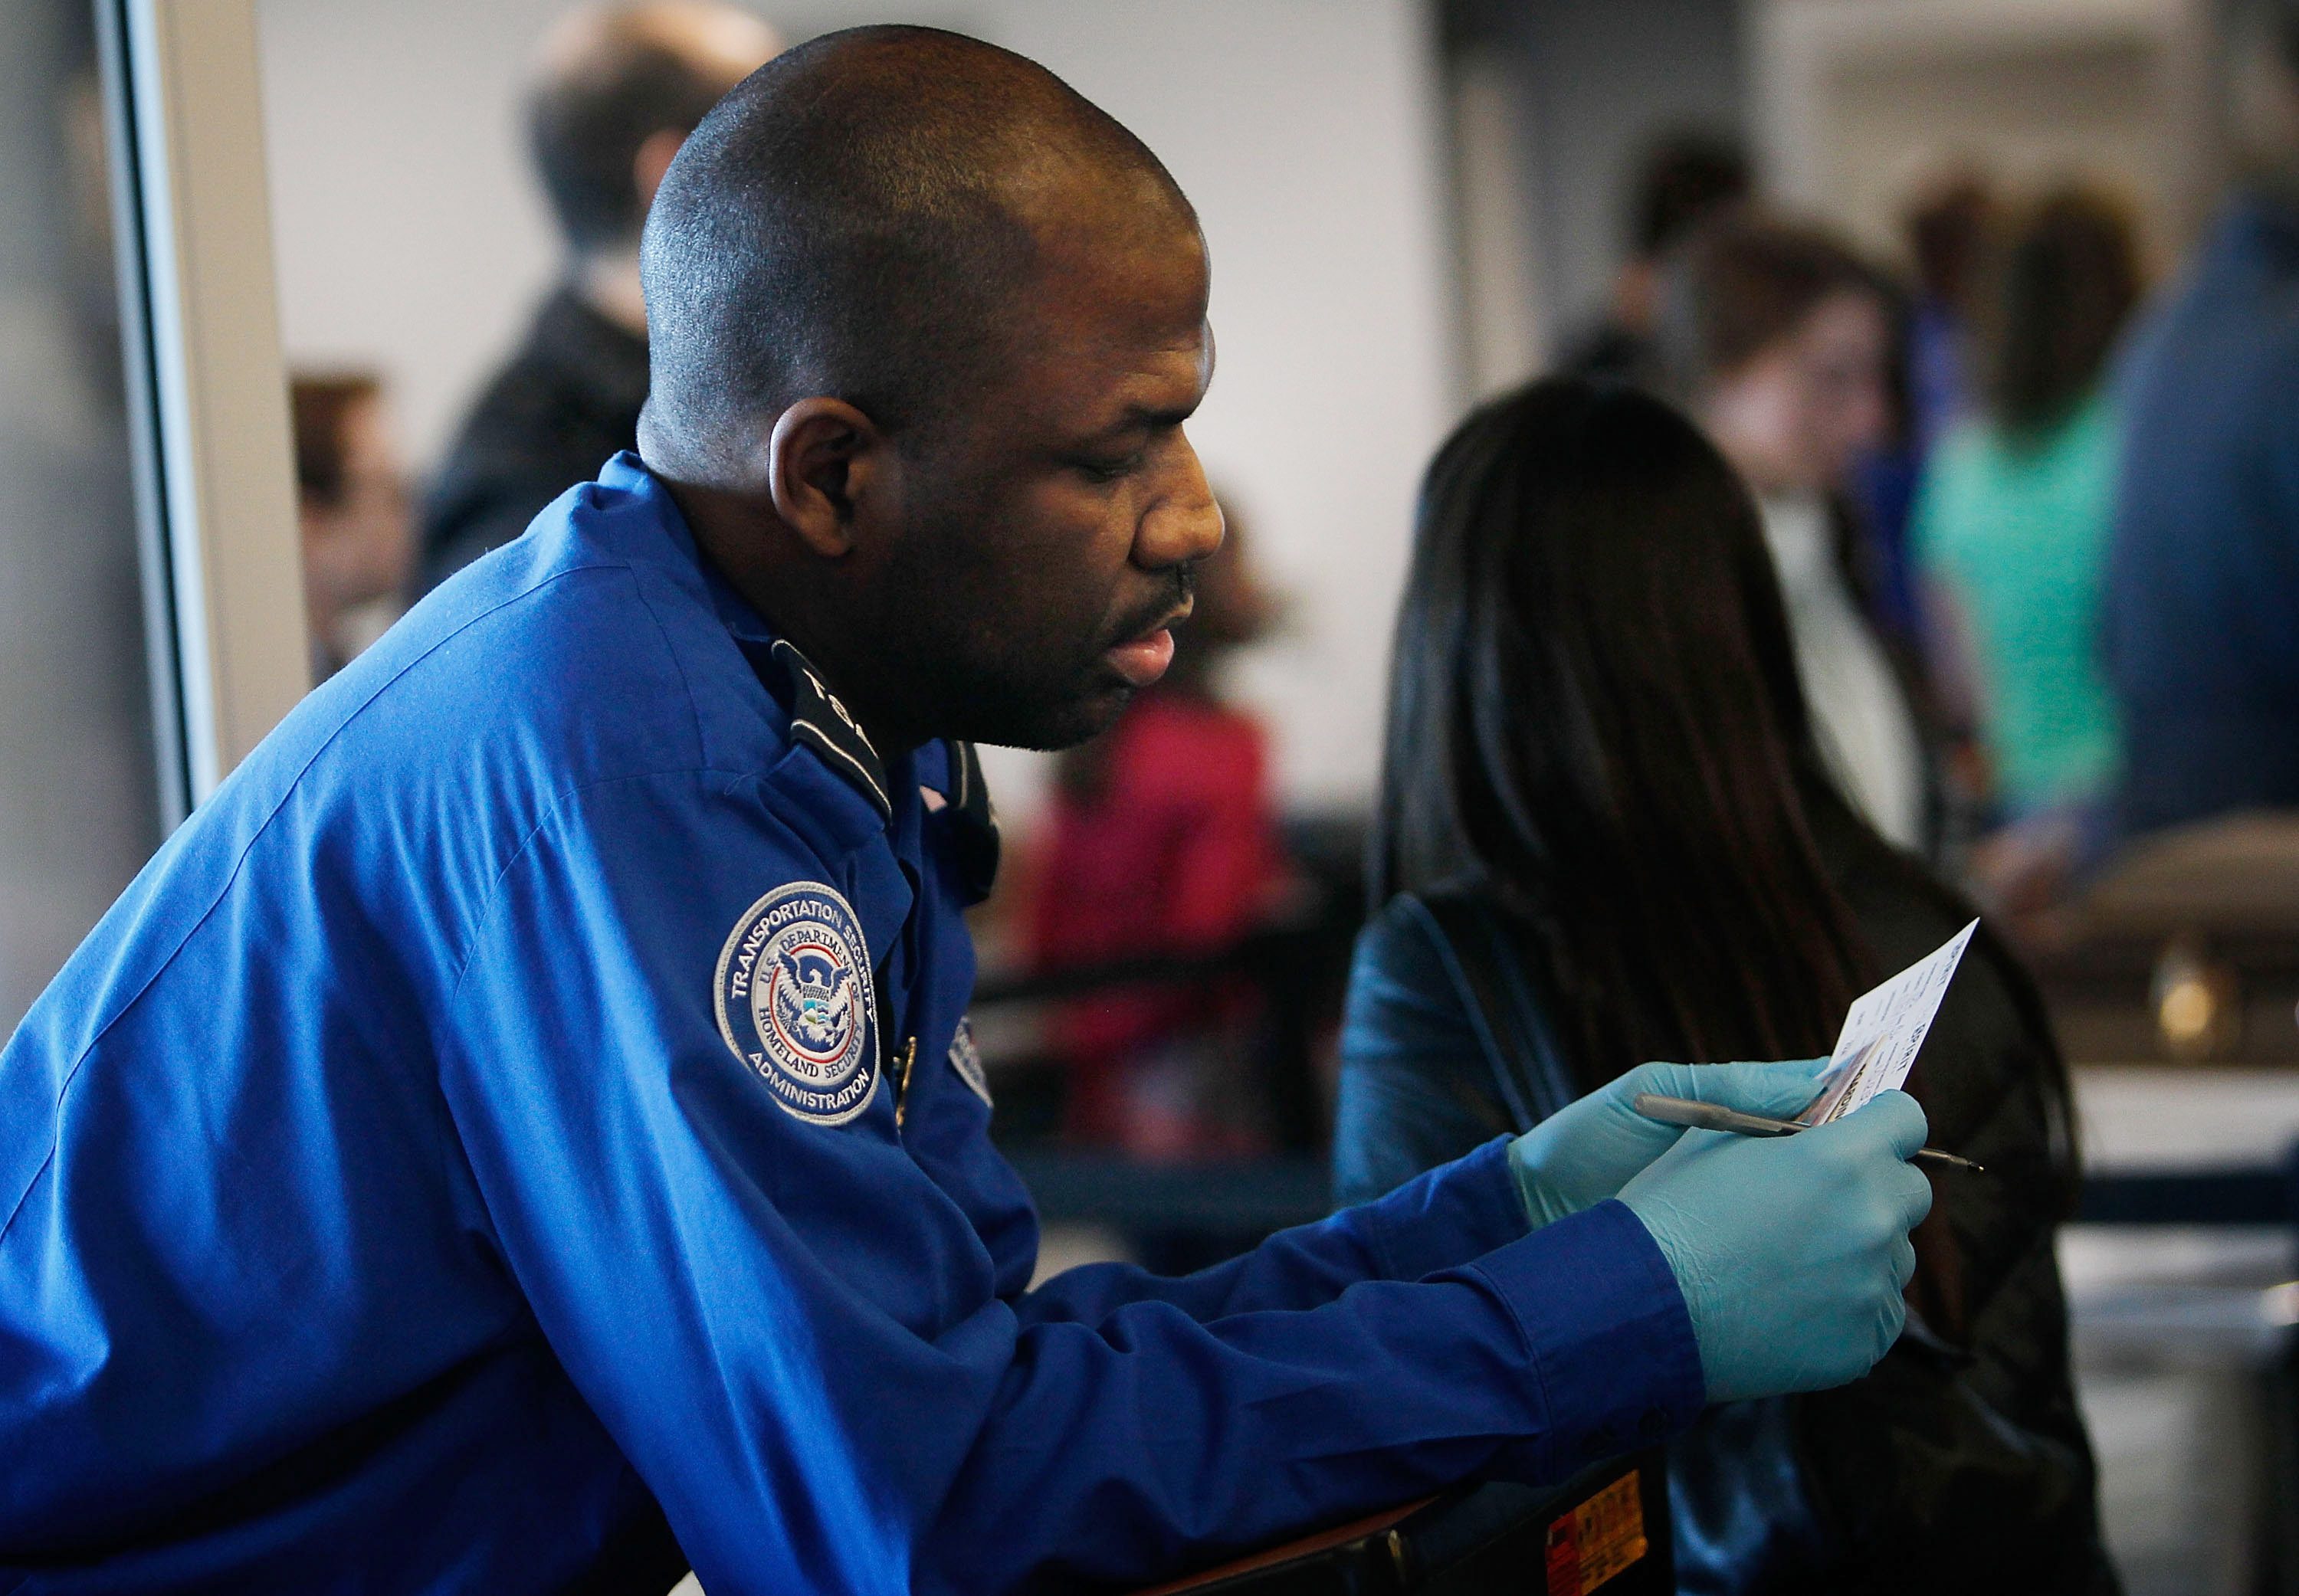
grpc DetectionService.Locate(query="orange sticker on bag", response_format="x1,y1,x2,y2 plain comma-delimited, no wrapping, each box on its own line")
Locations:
1545,1471,1646,1595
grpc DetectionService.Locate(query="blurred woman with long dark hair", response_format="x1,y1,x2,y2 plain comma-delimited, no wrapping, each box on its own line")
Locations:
1914,186,2142,919
1661,217,1936,855
1336,377,2114,1594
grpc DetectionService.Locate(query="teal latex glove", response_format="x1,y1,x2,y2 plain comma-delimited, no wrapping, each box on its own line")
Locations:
1504,1057,1832,1228
1619,1090,1934,1403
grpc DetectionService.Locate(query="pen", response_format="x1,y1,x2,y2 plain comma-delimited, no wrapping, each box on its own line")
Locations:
1632,1092,1986,1172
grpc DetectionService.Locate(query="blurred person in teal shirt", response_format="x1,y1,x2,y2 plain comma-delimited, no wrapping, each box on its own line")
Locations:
1913,186,2140,912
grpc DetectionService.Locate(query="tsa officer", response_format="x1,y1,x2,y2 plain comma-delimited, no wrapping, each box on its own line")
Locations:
0,26,1932,1594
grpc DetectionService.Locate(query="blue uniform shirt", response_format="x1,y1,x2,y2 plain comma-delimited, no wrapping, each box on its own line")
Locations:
0,455,1703,1594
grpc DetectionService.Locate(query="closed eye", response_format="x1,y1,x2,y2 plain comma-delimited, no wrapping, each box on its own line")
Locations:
1070,450,1147,484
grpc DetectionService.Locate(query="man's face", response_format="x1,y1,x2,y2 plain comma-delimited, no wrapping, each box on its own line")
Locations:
863,217,1225,752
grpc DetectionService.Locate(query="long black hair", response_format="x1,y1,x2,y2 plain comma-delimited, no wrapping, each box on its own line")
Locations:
1987,185,2140,438
1373,377,1881,1086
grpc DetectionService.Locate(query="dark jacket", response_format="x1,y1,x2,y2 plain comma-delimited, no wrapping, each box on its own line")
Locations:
2107,192,2299,834
1333,819,2114,1594
415,287,650,595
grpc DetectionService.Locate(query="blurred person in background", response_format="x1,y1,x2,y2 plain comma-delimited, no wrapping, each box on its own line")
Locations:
1914,188,2140,920
292,372,415,679
1025,500,1289,1158
1903,170,1998,459
415,2,779,594
1838,179,2002,649
1661,216,1937,855
2105,0,2299,835
1558,129,1753,390
1337,378,2112,1596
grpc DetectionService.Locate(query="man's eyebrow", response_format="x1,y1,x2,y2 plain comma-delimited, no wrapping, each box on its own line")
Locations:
1074,333,1214,441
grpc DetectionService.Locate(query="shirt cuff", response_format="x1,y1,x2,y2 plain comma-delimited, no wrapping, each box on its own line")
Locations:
1359,1136,1530,1282
1465,1198,1706,1482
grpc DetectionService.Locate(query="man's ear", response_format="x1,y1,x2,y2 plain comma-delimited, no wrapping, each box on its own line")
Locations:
765,398,891,559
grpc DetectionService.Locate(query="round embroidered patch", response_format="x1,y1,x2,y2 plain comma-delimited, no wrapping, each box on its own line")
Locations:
714,882,878,1126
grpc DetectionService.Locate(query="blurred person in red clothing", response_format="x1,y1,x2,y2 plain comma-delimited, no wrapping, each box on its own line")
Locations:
1026,499,1289,1158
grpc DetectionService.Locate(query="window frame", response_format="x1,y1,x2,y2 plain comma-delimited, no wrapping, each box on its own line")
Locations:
96,0,308,823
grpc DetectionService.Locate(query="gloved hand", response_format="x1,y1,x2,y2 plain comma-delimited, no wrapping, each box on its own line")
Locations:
1505,1057,1832,1227
1618,1090,1933,1403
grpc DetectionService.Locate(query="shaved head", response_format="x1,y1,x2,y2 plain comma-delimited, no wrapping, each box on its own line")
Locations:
638,25,1198,475
638,26,1222,758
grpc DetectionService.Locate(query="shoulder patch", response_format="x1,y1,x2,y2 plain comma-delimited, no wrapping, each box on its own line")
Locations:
771,638,891,823
947,1015,992,1108
715,881,880,1125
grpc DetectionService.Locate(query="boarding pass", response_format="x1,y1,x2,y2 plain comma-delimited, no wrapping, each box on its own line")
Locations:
1799,919,1979,1126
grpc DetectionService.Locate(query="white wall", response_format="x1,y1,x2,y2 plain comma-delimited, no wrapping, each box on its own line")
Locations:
257,0,566,467
1750,0,2216,273
257,0,1459,820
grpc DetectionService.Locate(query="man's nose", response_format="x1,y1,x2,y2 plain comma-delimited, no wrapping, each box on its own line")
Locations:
1136,438,1225,570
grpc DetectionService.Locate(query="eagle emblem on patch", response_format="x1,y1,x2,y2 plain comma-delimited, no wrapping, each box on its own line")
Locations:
714,882,878,1126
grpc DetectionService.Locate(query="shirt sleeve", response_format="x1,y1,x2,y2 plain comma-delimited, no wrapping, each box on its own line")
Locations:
1014,1136,1530,1329
946,1198,1704,1594
439,769,1701,1596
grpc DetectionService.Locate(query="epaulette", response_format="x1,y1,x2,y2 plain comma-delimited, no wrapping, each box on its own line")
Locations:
770,638,891,824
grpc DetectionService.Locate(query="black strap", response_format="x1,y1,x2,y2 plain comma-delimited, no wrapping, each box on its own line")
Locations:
941,740,1001,900
1411,894,1575,1132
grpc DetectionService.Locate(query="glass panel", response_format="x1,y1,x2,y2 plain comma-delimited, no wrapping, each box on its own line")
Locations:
0,0,162,1032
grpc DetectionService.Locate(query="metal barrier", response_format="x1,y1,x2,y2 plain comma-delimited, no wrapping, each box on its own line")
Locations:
2078,1168,2293,1226
974,915,1358,1160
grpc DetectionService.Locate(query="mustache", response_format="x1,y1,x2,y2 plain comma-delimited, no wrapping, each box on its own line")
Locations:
1107,562,1198,646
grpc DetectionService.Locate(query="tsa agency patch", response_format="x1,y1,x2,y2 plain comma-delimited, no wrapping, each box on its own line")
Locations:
714,882,878,1126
